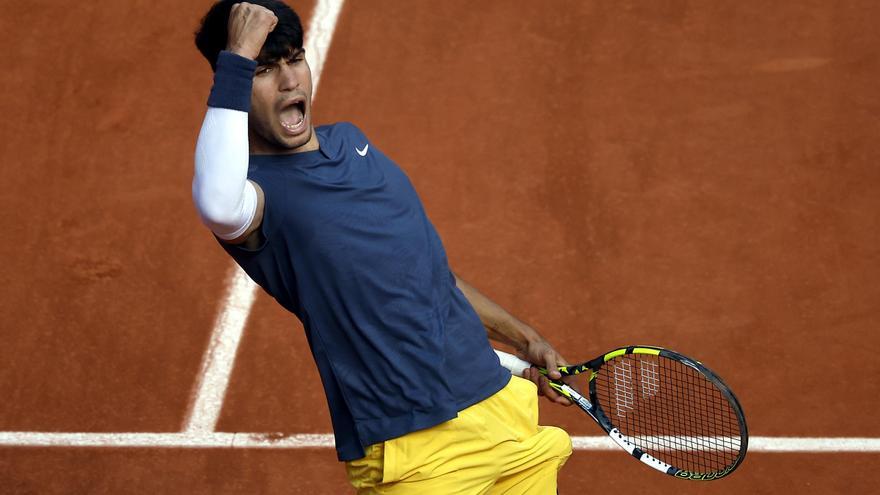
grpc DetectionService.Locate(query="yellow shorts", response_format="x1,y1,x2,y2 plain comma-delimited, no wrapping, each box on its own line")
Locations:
345,376,572,494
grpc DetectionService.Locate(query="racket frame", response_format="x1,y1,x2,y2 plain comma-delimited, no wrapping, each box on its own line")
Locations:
494,346,748,481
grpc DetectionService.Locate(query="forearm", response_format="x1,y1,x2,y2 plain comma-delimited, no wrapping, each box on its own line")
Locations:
192,51,258,240
454,272,574,404
453,272,543,352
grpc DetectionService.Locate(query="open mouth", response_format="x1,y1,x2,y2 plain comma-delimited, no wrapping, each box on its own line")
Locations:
279,99,306,133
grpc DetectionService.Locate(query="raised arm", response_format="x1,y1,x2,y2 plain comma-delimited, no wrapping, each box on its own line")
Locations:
193,106,264,244
192,3,275,245
453,272,574,405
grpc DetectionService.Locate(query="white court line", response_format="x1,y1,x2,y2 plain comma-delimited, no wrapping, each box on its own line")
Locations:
182,265,257,432
1,433,879,453
182,0,346,433
305,0,346,96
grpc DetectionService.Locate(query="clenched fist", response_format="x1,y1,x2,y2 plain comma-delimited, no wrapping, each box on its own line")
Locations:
226,2,278,60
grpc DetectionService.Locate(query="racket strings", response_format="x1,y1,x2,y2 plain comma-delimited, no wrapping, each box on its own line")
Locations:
594,354,743,474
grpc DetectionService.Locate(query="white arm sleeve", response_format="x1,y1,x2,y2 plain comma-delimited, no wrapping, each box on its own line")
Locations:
192,107,258,241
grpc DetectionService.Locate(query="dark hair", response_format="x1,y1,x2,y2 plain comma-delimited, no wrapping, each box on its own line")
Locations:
195,0,304,71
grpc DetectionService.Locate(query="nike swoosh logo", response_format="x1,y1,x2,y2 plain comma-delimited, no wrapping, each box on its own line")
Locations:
356,144,369,156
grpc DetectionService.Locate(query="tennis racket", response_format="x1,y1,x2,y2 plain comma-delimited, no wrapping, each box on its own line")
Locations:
495,346,747,480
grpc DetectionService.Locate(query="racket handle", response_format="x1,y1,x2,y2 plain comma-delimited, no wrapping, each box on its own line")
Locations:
494,349,532,376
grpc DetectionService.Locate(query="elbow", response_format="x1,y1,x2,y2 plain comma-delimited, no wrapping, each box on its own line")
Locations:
197,205,237,232
192,183,239,233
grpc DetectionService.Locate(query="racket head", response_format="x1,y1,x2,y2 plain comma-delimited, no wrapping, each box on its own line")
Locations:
586,346,748,480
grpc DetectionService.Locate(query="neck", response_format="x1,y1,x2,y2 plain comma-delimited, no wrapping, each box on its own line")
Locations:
248,126,319,155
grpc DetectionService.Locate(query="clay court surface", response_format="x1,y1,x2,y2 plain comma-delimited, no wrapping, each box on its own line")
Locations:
1,0,879,493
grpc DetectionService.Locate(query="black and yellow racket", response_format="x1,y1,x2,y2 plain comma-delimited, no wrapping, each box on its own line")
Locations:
495,346,748,480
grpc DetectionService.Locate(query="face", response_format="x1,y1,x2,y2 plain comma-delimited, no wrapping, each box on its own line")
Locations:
248,48,318,154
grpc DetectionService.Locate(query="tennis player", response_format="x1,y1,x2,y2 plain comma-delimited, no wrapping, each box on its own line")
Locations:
192,1,573,492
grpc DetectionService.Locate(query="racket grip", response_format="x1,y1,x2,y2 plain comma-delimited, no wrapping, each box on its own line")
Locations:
494,349,532,376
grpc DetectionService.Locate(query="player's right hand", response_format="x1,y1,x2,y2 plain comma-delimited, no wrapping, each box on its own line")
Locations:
226,2,278,61
519,340,577,406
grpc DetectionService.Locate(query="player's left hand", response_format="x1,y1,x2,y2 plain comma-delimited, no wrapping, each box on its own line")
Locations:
518,340,578,407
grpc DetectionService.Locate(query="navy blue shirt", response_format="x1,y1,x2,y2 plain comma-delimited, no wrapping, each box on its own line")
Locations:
208,52,510,461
